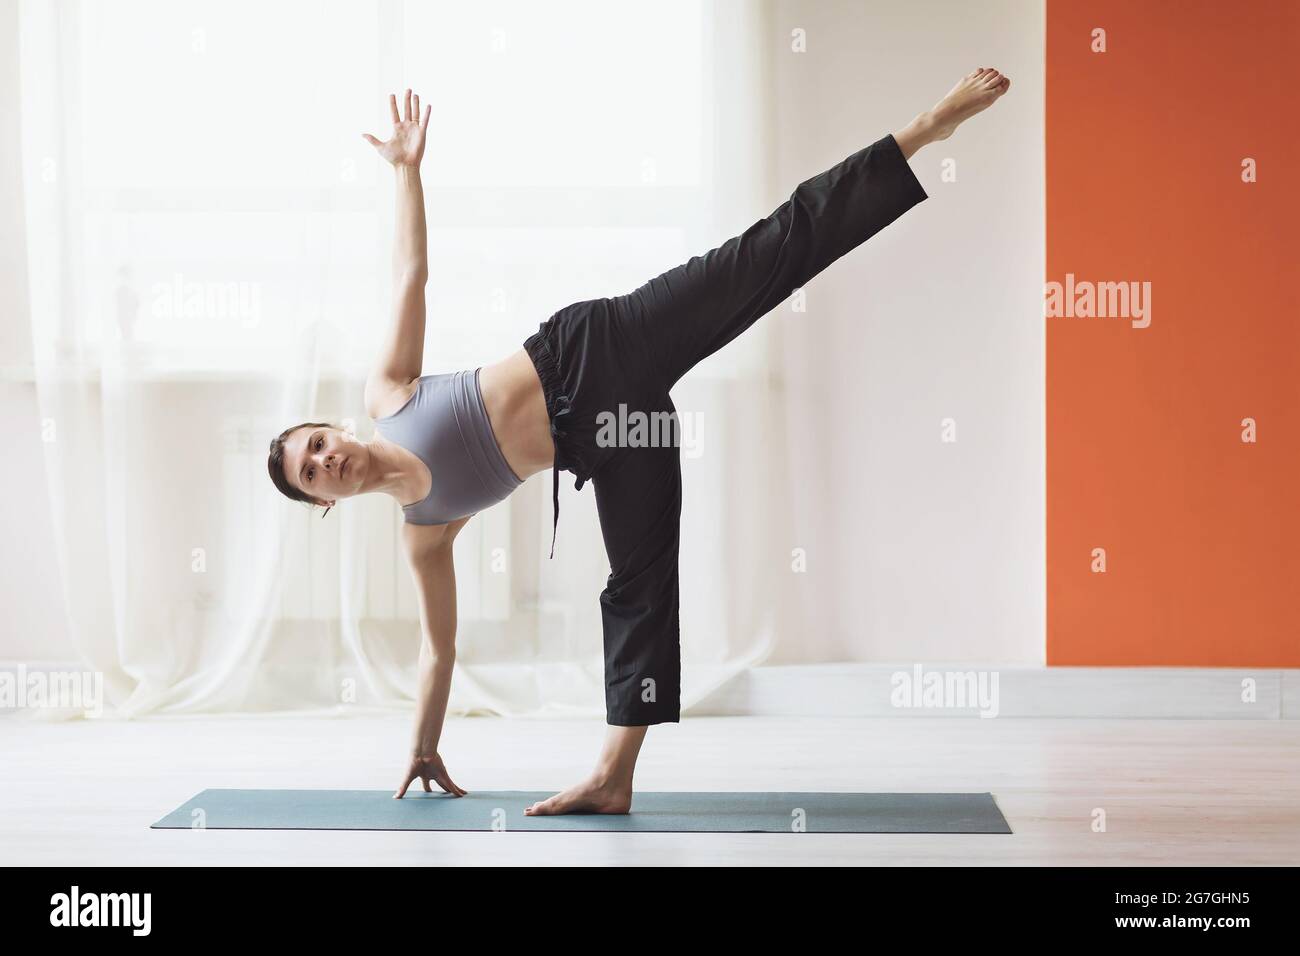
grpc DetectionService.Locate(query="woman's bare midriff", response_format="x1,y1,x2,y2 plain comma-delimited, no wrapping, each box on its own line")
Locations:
478,348,555,482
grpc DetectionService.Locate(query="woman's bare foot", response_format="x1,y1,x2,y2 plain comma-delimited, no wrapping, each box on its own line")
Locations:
926,67,1010,139
894,67,1011,159
524,772,633,816
525,724,645,816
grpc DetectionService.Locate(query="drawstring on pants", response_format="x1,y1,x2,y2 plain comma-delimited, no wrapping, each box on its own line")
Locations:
548,394,574,560
525,329,588,561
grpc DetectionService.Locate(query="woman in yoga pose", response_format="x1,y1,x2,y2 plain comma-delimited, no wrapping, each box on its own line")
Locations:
267,68,1010,815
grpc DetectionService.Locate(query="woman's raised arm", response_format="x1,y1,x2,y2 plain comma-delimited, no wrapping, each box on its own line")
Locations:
363,89,432,391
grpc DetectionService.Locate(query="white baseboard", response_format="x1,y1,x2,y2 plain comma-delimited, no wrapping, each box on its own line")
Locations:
686,663,1300,719
6,660,1298,720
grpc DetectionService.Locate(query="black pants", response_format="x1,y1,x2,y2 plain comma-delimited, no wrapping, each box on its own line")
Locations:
523,132,928,726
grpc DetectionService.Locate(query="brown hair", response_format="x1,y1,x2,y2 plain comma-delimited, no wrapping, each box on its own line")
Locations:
267,422,335,514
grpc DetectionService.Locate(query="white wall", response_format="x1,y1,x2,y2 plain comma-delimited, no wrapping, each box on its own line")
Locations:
760,0,1046,664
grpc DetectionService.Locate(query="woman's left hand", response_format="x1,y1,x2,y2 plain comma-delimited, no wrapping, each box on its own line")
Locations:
362,88,431,168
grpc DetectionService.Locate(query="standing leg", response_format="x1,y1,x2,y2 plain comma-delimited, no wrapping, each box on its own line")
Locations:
590,432,683,728
524,399,683,816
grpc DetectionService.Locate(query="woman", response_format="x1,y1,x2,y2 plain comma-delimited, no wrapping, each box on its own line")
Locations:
267,68,1010,815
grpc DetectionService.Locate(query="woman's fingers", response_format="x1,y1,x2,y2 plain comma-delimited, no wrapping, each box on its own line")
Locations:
393,763,467,798
385,88,427,132
436,770,466,796
394,772,414,799
361,133,382,148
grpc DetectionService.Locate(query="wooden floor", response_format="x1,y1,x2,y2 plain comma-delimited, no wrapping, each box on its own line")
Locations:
2,713,1296,865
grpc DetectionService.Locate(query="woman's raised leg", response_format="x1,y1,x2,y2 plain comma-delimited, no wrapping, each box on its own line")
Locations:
609,67,1010,392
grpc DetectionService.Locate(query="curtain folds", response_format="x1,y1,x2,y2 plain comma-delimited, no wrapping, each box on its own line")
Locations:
16,0,785,720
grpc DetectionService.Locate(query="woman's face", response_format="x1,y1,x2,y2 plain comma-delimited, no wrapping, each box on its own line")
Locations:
283,425,368,506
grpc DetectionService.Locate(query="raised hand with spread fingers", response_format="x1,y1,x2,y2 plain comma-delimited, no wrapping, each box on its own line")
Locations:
362,88,431,168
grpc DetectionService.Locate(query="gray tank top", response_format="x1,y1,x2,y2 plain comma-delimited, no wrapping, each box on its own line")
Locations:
373,368,522,525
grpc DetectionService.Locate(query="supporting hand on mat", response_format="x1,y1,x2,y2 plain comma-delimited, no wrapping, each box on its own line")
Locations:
362,88,432,168
394,752,467,799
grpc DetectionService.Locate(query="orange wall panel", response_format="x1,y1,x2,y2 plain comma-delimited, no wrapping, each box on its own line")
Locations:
1047,0,1299,664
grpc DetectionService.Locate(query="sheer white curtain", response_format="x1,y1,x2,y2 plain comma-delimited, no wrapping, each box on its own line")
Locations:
17,0,784,719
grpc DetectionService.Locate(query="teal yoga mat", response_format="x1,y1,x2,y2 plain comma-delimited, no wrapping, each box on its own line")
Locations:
151,789,1011,833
